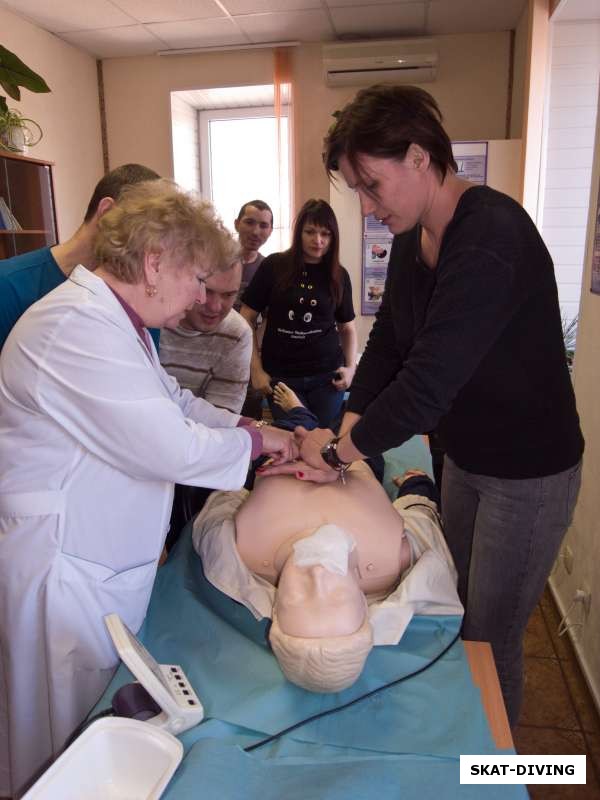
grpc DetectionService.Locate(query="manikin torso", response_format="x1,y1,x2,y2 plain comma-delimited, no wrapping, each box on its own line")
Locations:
236,461,411,596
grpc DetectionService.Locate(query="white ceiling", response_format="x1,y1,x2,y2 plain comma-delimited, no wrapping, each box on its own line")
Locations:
1,0,532,59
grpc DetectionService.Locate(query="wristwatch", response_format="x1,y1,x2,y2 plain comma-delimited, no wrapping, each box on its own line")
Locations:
320,437,352,484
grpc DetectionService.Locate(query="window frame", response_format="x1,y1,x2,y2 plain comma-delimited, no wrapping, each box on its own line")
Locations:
198,105,291,251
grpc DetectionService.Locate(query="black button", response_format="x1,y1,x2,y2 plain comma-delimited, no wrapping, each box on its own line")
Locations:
188,699,195,705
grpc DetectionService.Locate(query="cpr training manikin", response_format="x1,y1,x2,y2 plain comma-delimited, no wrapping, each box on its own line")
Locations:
193,461,463,692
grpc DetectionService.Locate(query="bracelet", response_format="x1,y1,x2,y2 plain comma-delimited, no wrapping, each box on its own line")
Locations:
320,438,352,485
320,436,351,471
253,420,269,429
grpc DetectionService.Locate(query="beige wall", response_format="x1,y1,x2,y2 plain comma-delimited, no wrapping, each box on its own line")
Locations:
293,32,511,206
102,31,512,353
520,0,551,217
550,89,600,709
102,49,274,183
511,1,529,140
487,140,523,200
1,7,103,239
102,31,512,210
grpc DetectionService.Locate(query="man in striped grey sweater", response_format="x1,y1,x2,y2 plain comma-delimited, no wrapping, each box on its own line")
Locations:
160,261,252,414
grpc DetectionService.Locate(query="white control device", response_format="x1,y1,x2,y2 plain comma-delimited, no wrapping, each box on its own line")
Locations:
104,613,204,736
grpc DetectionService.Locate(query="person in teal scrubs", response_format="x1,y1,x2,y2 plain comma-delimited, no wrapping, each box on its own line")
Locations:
0,163,160,351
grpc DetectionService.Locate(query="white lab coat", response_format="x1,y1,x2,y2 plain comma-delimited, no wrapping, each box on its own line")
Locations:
0,266,253,796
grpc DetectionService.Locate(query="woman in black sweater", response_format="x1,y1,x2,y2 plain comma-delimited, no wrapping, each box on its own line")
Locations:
240,199,356,429
266,85,584,727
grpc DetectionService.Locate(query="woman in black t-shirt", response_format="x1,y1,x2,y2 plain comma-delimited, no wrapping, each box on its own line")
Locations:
240,199,356,429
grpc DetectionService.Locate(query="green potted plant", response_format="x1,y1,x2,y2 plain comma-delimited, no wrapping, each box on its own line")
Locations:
0,44,50,152
0,107,43,152
561,314,578,372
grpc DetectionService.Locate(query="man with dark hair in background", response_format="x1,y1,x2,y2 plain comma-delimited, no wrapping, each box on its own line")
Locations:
0,163,160,350
233,199,274,419
233,199,273,311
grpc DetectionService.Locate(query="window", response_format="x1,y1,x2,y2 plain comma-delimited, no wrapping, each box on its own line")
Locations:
171,85,292,255
199,105,290,254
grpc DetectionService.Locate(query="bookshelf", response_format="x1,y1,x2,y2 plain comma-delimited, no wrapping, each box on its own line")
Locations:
0,151,58,260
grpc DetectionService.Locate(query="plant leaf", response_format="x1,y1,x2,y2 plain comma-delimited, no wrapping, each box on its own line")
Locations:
0,46,51,93
0,75,21,101
0,97,8,114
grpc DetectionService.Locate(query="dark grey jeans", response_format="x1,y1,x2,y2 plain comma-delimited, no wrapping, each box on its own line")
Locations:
441,456,582,727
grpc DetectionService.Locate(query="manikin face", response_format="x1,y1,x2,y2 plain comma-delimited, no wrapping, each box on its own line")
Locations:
182,262,242,332
235,205,273,255
301,222,332,264
338,147,429,235
144,250,212,330
276,554,366,638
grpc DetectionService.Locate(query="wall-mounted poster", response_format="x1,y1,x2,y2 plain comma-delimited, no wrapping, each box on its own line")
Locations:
592,181,600,295
452,141,488,185
361,141,489,315
361,215,393,314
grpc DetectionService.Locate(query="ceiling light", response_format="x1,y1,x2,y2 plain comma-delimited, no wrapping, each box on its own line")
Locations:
158,41,299,56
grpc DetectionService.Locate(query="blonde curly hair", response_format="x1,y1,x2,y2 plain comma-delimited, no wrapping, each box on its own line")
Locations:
269,608,373,693
95,179,239,283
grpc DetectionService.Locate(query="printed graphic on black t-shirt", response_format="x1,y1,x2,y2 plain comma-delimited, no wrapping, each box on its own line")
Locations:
242,252,355,378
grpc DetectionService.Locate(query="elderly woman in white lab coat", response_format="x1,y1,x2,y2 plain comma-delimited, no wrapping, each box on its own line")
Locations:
0,179,296,797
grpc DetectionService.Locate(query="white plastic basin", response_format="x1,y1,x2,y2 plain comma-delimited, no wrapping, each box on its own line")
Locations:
22,717,183,800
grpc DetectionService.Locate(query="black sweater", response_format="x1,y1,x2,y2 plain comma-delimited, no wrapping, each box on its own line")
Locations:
347,186,583,479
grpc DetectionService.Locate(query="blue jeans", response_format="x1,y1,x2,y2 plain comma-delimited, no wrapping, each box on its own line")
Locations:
441,456,582,726
270,405,319,432
268,372,345,430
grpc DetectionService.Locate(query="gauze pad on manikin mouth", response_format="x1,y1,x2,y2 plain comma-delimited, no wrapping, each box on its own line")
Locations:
292,524,356,575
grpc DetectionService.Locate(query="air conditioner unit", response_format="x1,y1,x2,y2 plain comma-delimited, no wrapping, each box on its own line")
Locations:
323,38,438,88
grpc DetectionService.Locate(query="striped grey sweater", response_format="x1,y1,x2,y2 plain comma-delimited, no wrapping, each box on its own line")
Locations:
159,309,252,414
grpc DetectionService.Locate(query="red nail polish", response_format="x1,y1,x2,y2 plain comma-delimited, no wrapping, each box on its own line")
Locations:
297,471,304,478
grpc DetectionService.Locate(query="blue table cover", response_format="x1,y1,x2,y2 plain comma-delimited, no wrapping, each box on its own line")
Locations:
97,528,527,799
96,438,528,798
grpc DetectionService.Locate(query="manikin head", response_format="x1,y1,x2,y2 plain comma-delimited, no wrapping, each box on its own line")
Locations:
269,525,374,693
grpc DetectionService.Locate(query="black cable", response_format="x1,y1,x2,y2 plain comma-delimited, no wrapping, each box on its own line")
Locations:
244,629,461,753
59,631,459,759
